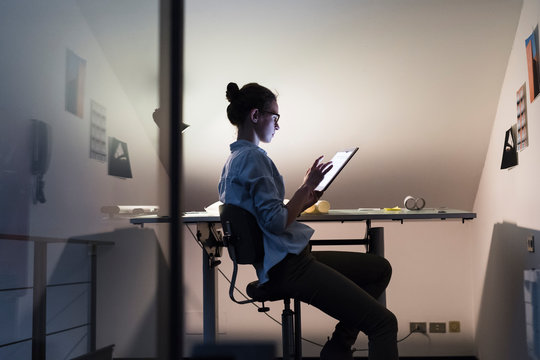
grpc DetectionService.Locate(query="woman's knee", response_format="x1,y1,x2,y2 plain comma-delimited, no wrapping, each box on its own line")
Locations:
383,309,398,333
375,256,392,286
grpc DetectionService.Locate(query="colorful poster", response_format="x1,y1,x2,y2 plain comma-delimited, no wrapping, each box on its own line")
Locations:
525,27,539,101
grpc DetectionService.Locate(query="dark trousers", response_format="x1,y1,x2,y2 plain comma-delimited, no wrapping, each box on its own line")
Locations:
266,247,399,360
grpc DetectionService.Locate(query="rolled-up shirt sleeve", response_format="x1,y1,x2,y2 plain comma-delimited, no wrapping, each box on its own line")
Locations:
248,175,287,234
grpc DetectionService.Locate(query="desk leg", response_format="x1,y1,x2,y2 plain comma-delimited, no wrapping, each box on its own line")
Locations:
202,250,218,343
368,227,384,257
368,227,386,306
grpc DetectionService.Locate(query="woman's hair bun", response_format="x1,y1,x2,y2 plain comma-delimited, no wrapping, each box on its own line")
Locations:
225,81,276,127
226,82,240,102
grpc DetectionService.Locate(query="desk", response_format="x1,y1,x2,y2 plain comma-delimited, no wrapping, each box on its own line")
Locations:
131,208,476,344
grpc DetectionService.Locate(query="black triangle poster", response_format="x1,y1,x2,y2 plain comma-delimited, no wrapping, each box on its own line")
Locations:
108,137,133,178
500,126,518,170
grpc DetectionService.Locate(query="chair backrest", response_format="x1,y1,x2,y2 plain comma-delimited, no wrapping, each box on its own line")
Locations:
219,204,264,265
219,204,265,305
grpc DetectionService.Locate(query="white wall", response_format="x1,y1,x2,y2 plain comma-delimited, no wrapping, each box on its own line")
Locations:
471,0,540,358
182,0,522,213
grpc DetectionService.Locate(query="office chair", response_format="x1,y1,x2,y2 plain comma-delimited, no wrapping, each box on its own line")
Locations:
219,203,302,360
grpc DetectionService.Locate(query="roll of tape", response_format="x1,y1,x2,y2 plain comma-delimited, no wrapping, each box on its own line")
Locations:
415,197,425,210
404,196,417,210
404,196,425,210
302,200,331,214
316,200,331,213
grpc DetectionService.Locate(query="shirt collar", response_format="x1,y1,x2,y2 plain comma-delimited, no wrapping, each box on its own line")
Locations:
230,140,266,155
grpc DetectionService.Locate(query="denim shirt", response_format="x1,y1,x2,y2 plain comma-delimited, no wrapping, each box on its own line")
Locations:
218,140,314,283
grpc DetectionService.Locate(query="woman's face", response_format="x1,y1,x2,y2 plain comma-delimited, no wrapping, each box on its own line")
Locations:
255,100,280,143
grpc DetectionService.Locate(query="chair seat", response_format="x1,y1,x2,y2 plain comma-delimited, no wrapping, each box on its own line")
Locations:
246,280,288,302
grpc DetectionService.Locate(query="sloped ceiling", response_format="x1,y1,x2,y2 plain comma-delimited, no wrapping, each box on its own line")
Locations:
79,0,523,211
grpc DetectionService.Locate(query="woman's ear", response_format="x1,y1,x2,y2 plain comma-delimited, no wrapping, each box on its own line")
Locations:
249,108,259,124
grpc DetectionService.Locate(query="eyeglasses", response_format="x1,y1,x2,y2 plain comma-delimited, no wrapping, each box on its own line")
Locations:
260,110,280,125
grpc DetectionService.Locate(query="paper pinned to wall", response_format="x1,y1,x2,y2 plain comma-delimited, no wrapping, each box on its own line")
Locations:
90,100,107,162
65,49,86,118
516,84,529,151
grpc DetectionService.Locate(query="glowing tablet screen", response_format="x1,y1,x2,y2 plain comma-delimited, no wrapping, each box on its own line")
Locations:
315,147,359,192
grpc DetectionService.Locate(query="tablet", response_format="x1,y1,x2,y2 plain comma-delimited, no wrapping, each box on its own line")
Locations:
315,147,359,192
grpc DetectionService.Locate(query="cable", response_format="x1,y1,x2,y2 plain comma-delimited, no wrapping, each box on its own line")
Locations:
352,327,423,353
185,225,280,318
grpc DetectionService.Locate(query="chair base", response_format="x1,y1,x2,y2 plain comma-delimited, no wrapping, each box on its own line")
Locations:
246,281,302,360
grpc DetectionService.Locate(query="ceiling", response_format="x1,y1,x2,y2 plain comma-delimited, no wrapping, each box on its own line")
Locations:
78,0,523,211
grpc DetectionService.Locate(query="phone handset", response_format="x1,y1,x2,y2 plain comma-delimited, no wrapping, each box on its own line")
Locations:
31,119,51,204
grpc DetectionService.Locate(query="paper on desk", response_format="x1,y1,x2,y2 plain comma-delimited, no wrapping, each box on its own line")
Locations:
205,199,295,216
204,201,223,216
101,205,159,217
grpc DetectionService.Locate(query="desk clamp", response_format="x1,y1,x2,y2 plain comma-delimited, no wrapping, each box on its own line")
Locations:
197,222,223,268
308,219,383,256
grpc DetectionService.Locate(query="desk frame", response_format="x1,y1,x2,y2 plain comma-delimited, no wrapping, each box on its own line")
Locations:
132,208,475,345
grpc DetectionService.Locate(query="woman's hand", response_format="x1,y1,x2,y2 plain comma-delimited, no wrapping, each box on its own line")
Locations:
303,156,333,190
285,156,333,226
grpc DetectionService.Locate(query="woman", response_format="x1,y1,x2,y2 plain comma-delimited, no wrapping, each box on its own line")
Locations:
218,82,398,360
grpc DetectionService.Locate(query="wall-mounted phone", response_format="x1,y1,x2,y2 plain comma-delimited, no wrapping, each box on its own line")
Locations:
31,119,51,204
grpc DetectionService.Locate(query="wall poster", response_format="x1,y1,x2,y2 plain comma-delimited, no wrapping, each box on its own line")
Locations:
516,83,529,151
65,49,86,118
90,100,107,162
108,137,132,178
501,125,518,170
525,27,540,101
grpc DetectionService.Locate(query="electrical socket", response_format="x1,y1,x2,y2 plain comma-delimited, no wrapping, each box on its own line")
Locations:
528,235,535,253
449,321,461,333
429,322,446,333
409,322,427,333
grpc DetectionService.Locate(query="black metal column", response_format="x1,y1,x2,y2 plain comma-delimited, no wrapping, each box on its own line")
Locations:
90,244,97,352
32,241,46,360
202,250,217,343
367,226,385,306
169,0,184,358
293,299,302,360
